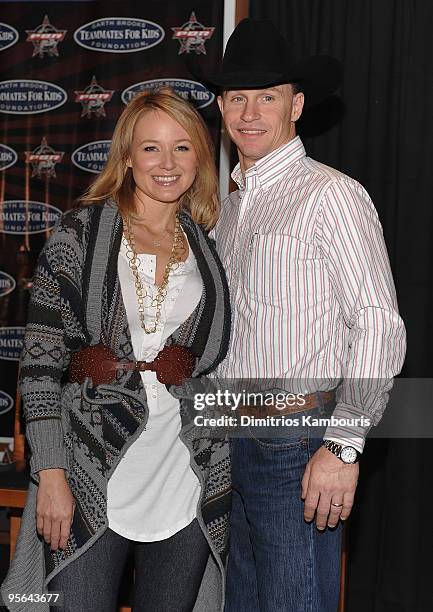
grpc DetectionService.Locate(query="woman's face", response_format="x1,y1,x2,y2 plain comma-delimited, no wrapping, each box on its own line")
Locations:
127,109,197,206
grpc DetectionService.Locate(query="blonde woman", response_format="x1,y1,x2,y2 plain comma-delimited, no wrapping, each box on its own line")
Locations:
2,89,231,612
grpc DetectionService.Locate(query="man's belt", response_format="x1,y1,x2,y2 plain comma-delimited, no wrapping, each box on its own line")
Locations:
238,390,335,418
69,343,196,387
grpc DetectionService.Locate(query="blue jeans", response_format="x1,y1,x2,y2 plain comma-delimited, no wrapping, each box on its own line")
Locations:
225,398,342,612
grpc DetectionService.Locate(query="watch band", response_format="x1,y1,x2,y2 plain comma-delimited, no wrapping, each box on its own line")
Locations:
323,439,360,464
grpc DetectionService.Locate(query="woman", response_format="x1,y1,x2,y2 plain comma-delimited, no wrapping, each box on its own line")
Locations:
1,89,231,612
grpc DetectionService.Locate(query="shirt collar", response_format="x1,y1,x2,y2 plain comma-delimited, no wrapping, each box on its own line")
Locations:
231,136,306,191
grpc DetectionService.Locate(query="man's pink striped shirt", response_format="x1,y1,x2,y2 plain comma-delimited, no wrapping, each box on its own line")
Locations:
213,136,406,451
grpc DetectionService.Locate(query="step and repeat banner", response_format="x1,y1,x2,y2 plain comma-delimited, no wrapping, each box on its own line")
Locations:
0,0,224,453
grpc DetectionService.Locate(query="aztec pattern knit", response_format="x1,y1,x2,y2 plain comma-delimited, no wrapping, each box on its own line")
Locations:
1,201,231,612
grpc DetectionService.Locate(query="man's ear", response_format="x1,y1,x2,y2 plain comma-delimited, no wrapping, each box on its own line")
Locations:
217,95,224,115
291,92,305,122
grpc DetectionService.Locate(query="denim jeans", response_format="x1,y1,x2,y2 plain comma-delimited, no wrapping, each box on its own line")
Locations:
225,397,342,612
49,518,209,611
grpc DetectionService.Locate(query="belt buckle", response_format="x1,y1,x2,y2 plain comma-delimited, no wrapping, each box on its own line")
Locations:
135,361,152,372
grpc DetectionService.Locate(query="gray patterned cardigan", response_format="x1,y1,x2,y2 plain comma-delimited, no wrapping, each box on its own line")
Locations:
1,201,232,612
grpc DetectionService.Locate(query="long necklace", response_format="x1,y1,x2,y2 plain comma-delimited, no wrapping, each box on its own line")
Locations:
123,214,184,334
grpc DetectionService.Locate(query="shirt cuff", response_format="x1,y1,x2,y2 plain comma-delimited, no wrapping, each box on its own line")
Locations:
323,402,374,453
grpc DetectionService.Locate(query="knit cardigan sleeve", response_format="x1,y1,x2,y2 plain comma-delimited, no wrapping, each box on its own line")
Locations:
19,218,80,478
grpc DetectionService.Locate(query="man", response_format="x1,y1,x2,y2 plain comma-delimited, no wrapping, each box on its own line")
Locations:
195,18,406,612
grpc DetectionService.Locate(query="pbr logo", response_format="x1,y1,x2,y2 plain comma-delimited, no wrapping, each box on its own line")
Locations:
0,23,19,52
0,390,13,417
25,137,64,179
0,327,25,361
72,140,111,173
74,17,164,53
172,12,215,55
0,80,67,114
0,201,62,234
26,15,67,58
122,79,214,110
75,76,114,118
0,143,17,171
0,271,16,298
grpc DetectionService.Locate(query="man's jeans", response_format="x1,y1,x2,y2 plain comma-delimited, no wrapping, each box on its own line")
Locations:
225,397,342,612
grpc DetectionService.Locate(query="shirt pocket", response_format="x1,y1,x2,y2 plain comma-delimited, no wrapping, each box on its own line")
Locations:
243,233,324,303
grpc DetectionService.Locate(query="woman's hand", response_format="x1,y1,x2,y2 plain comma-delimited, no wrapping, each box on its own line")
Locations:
36,468,75,551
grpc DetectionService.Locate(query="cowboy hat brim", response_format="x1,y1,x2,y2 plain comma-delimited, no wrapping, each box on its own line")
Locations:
187,55,342,108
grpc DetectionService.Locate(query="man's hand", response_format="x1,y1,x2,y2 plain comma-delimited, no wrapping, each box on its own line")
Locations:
301,445,359,530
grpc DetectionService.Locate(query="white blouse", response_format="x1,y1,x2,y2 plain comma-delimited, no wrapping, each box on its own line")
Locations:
107,234,203,541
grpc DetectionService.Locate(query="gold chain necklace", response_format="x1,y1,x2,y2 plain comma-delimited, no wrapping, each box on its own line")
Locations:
123,214,184,334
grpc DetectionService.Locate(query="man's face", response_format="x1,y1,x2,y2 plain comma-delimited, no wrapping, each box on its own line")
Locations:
218,84,304,170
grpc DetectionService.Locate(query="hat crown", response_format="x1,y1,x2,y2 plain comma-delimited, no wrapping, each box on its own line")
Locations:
223,19,294,74
187,18,342,106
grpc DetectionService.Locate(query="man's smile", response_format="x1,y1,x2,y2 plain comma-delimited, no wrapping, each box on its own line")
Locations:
237,128,267,135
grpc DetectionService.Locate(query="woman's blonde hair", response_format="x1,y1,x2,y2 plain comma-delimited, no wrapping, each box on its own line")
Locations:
80,88,219,229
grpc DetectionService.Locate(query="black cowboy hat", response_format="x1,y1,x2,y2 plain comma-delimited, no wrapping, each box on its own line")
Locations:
189,18,342,107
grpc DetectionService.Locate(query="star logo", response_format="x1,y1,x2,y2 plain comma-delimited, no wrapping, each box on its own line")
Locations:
24,138,64,179
75,76,114,118
172,12,215,55
26,15,67,58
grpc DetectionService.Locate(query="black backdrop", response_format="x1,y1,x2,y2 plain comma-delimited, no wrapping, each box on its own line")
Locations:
249,1,433,610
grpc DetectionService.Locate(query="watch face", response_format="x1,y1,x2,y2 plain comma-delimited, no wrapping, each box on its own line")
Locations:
340,446,358,463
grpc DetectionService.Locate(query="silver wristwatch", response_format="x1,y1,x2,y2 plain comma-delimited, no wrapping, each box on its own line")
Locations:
323,439,360,464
